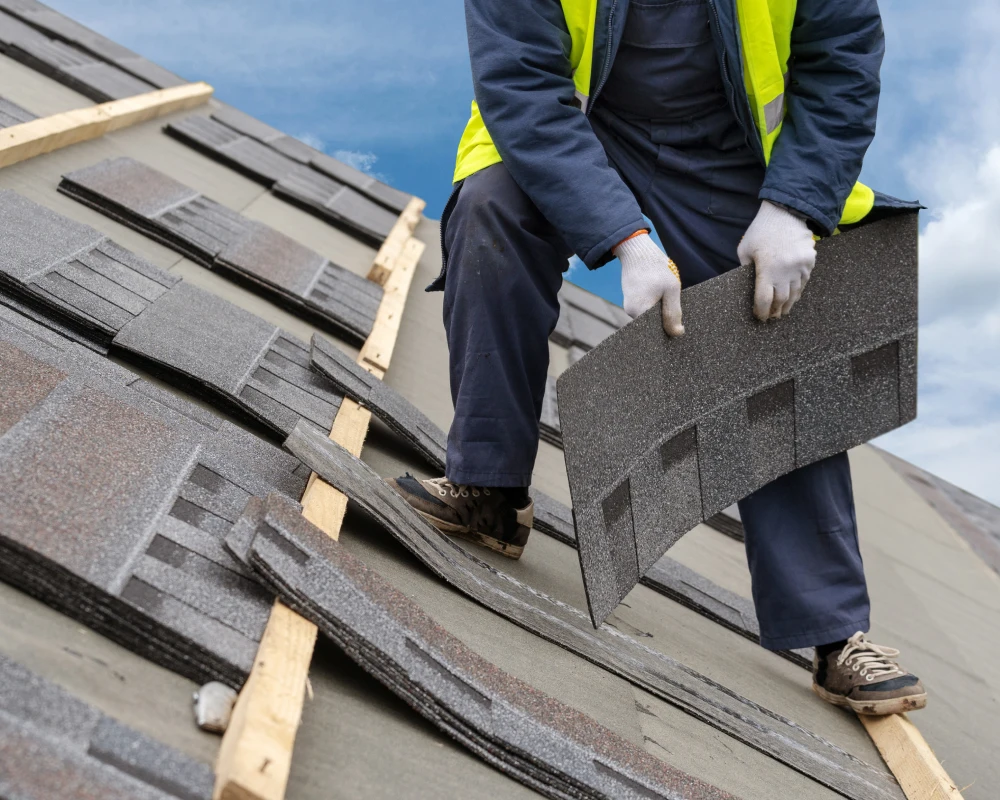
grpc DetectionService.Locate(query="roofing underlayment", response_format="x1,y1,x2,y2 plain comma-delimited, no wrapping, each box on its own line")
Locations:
1,6,998,800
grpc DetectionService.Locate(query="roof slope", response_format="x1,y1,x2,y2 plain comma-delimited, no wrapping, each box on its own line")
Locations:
0,6,996,800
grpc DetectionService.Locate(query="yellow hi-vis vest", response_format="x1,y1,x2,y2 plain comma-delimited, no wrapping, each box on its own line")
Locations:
453,0,874,227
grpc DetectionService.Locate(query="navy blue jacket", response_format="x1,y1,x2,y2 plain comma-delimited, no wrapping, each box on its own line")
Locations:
464,0,885,267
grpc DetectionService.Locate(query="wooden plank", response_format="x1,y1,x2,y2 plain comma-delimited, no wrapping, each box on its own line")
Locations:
214,212,424,799
367,196,427,285
861,714,964,800
0,82,213,168
359,237,425,373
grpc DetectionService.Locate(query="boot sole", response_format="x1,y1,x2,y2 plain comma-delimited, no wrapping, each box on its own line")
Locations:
416,511,524,560
812,683,927,716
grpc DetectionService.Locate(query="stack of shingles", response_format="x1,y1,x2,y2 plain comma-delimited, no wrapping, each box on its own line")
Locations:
227,494,737,800
0,0,186,88
0,191,346,439
164,112,401,245
59,156,384,345
0,7,156,102
309,333,811,667
0,304,309,686
280,422,903,800
0,94,35,127
0,655,214,800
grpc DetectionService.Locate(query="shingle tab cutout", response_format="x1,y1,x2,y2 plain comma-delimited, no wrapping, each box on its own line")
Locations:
60,157,383,344
0,306,308,686
165,116,398,244
210,104,412,214
308,331,808,663
0,9,155,101
0,94,35,127
283,421,904,800
558,214,919,626
0,192,344,437
233,494,737,800
0,190,179,347
0,654,213,800
0,0,185,87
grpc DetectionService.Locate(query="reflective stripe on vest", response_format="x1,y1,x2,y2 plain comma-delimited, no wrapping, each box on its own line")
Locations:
454,0,874,227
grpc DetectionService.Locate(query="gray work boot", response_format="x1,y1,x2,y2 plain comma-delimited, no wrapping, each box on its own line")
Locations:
812,632,927,715
388,474,533,559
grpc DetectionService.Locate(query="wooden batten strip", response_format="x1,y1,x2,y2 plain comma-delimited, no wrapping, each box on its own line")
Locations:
213,206,425,800
0,82,213,168
367,196,427,285
861,714,964,800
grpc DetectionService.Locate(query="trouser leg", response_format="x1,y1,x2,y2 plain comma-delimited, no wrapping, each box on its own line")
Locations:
590,107,871,650
738,454,870,650
439,163,570,487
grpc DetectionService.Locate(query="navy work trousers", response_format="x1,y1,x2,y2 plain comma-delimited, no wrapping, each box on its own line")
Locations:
432,108,871,651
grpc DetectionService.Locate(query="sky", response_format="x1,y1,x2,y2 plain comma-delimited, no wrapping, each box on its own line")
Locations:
47,0,1000,504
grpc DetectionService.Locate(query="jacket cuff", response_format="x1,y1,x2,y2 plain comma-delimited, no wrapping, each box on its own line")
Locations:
759,187,837,237
581,219,649,269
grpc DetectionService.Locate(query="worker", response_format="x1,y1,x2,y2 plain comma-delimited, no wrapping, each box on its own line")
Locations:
390,0,926,715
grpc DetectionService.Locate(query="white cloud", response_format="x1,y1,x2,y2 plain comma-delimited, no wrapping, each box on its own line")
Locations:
295,132,325,152
875,0,1000,505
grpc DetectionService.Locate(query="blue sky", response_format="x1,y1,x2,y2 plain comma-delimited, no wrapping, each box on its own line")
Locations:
49,0,1000,504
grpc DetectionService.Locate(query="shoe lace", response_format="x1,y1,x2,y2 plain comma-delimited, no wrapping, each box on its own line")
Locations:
426,477,491,500
836,632,903,682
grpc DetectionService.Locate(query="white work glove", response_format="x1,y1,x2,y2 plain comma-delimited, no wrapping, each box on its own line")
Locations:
616,233,685,337
738,200,817,321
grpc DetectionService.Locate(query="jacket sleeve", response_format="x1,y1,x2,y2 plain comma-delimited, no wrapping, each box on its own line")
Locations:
758,0,885,235
465,0,646,267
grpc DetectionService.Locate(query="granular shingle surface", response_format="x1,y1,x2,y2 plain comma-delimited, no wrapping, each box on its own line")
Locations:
234,493,739,800
0,0,185,87
0,654,213,799
283,420,904,800
0,308,308,685
558,214,919,626
0,191,178,345
60,157,383,343
209,104,412,213
0,8,155,101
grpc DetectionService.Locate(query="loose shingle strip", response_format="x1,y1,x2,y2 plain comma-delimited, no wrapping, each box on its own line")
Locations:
558,214,919,626
307,333,808,664
0,192,345,438
0,0,186,87
232,493,738,800
0,9,155,102
0,654,213,799
210,104,412,213
165,115,398,244
0,307,307,685
310,333,575,542
60,157,384,344
283,421,904,800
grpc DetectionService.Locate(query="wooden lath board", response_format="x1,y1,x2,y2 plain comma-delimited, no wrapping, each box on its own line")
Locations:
213,205,425,800
367,196,426,285
862,714,964,800
0,82,213,168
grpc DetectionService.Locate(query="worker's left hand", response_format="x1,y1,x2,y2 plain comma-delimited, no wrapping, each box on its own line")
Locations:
738,200,816,321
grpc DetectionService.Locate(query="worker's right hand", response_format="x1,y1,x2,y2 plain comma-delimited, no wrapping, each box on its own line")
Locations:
616,233,685,336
